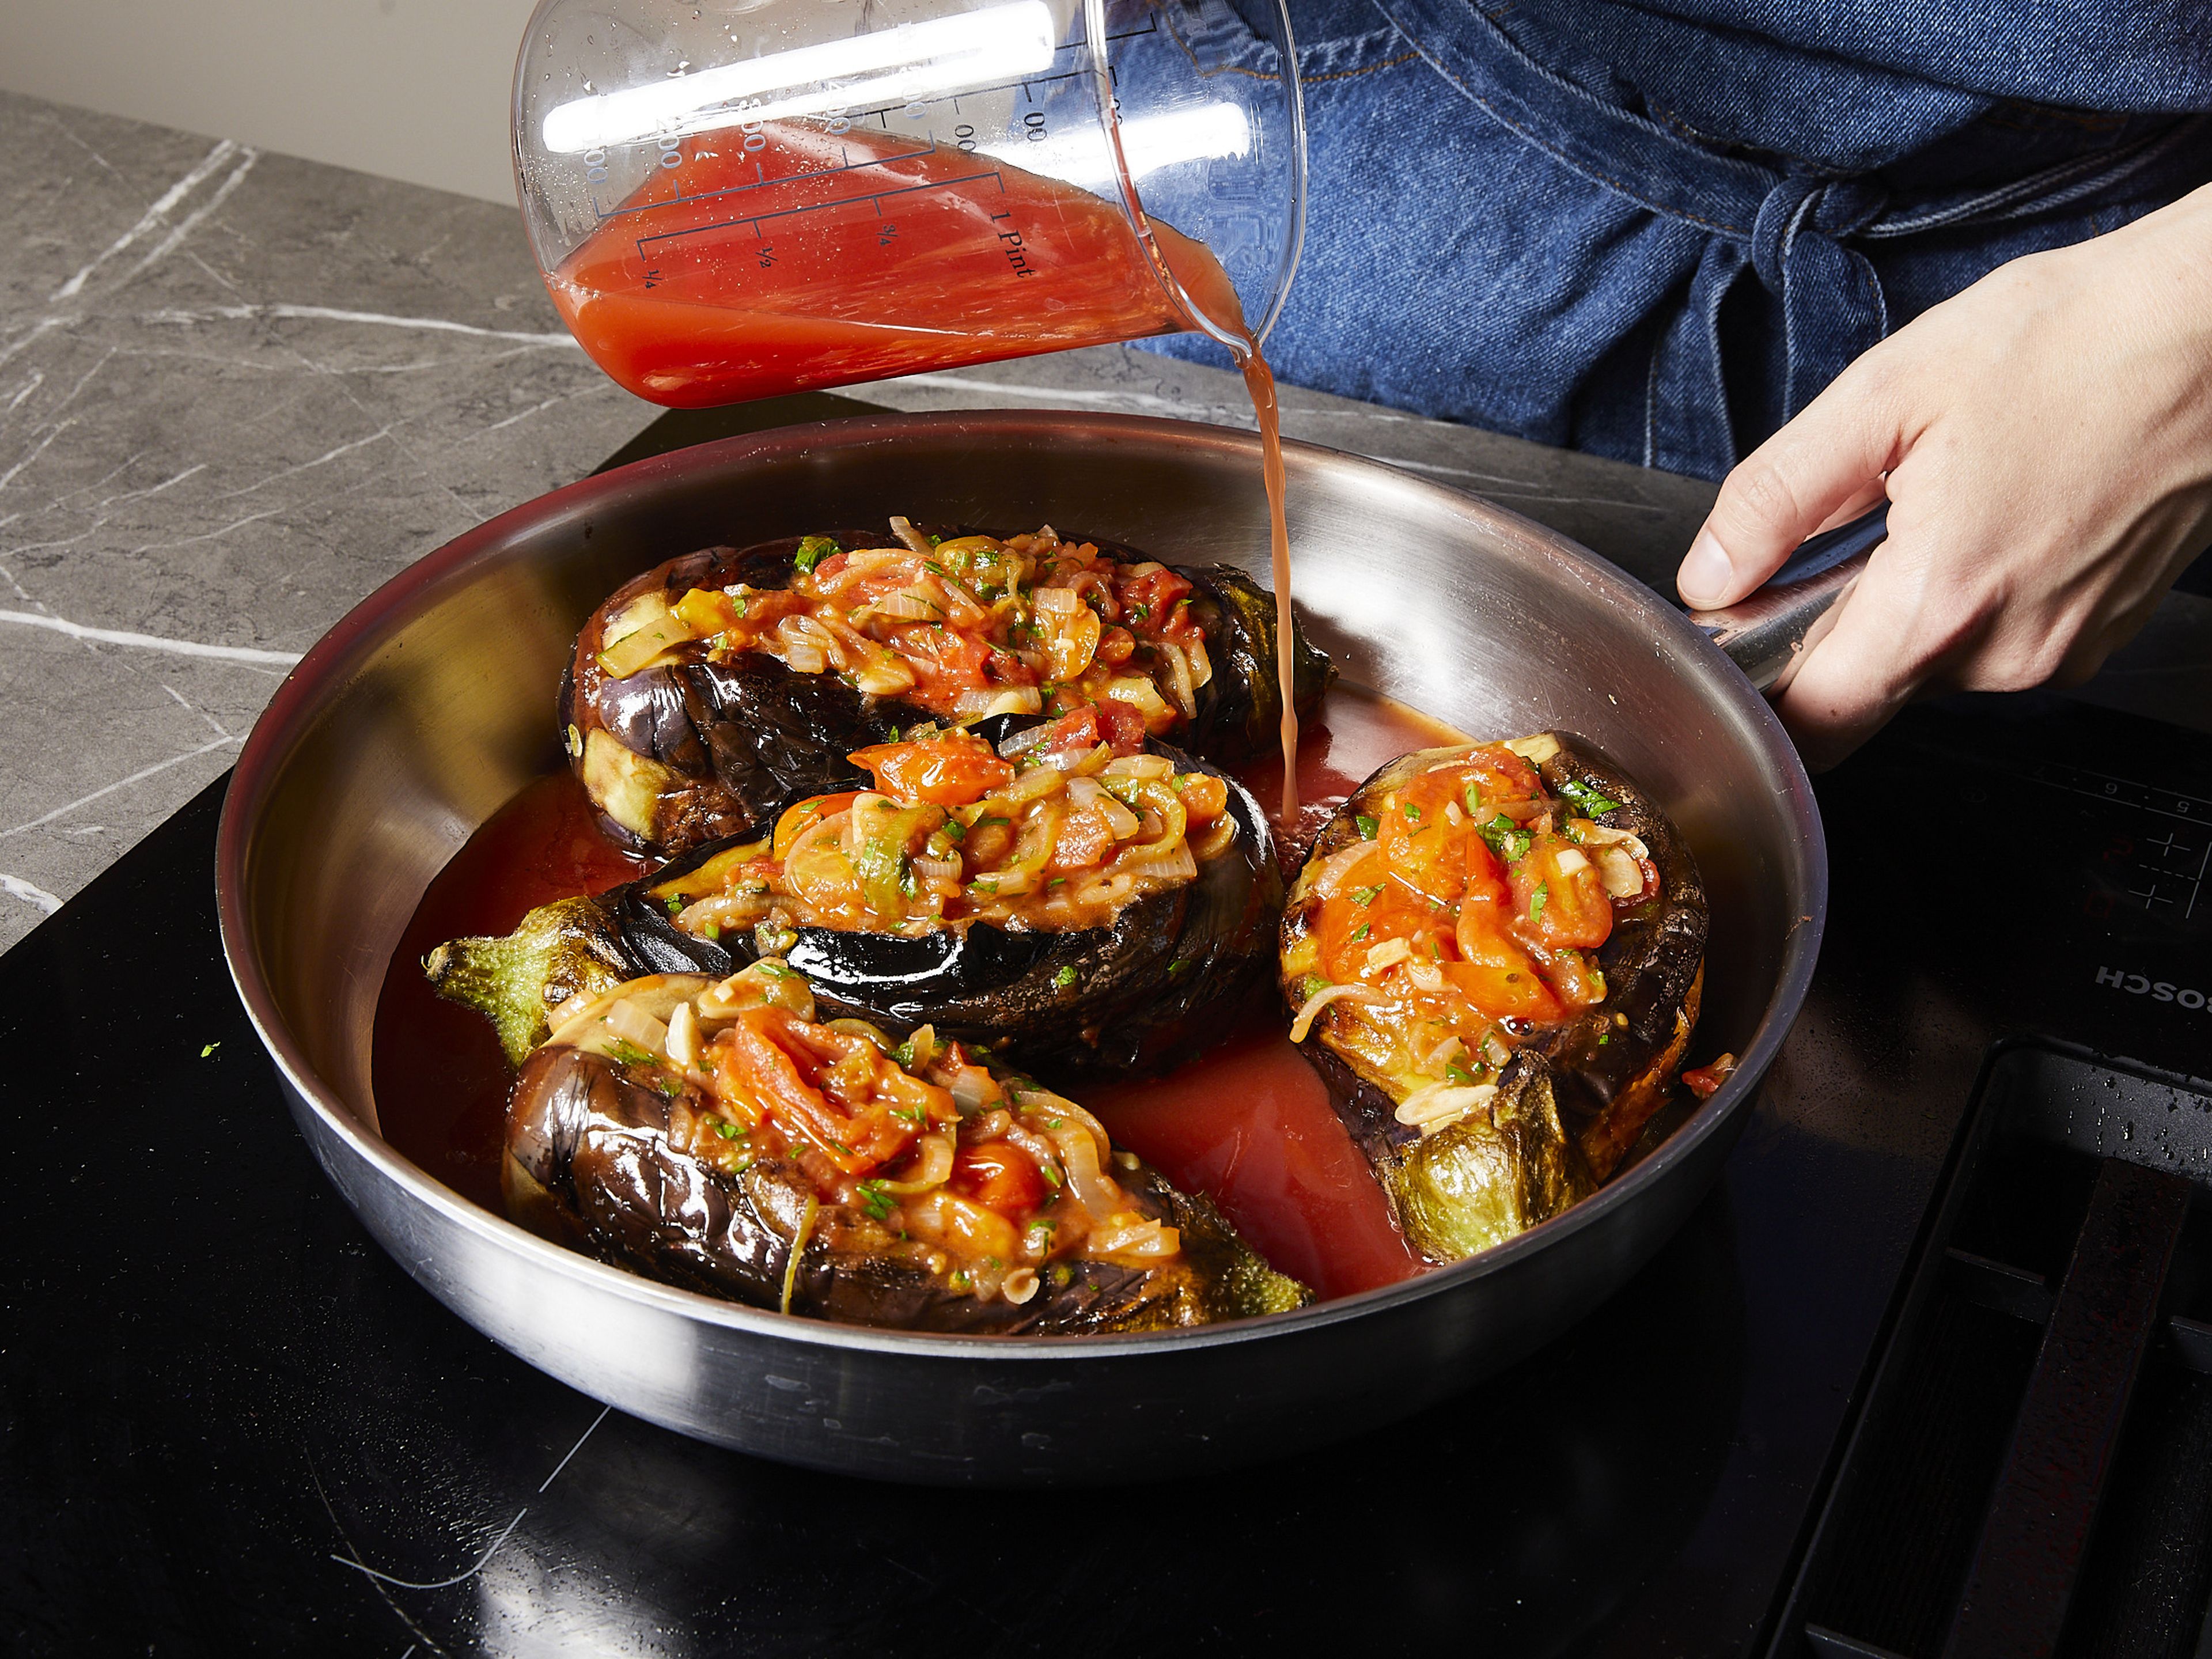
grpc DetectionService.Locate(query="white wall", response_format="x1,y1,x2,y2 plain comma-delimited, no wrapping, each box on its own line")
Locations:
0,0,540,204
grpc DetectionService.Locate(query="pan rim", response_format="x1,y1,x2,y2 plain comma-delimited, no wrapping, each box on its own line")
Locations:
216,407,1827,1361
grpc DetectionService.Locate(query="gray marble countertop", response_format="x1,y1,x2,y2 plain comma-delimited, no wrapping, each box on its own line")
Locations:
2,89,2204,954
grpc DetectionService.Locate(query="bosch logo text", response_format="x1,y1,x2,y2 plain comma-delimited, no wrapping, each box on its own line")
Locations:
2096,966,2210,1009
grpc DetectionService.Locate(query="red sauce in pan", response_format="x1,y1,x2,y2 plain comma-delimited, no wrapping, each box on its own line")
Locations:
369,685,1460,1300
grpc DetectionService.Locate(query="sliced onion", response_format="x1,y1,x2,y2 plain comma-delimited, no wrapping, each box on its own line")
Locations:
911,851,961,883
1155,639,1198,718
1087,1215,1180,1260
665,1001,702,1070
1047,1120,1124,1219
876,1133,955,1195
948,1069,994,1114
997,721,1058,759
1287,981,1389,1044
602,996,670,1055
888,515,934,556
854,657,917,696
1112,840,1196,889
999,766,1067,809
1001,1268,1040,1305
1394,1082,1498,1135
1597,845,1646,898
959,686,1041,720
1363,937,1414,973
863,588,941,622
1101,752,1174,781
1183,632,1213,688
1306,839,1381,900
1032,586,1081,614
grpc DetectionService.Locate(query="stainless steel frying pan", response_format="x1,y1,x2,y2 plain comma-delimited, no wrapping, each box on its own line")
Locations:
216,411,1832,1486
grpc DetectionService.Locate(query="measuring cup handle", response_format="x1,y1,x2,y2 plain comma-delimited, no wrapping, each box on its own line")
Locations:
1691,505,1890,694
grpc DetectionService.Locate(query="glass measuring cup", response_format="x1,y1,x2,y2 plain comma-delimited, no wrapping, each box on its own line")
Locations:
513,0,1306,407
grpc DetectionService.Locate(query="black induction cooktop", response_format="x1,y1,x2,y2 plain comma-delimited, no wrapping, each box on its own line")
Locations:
7,413,2212,1656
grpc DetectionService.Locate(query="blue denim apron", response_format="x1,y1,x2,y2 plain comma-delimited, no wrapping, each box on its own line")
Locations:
1128,0,2212,483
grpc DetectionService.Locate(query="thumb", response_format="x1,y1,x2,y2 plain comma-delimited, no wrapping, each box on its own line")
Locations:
1679,362,1904,609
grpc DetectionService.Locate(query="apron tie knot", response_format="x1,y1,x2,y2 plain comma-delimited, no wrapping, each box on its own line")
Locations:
1749,176,1889,297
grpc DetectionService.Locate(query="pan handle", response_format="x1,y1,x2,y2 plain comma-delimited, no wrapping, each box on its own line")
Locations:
1690,505,1889,692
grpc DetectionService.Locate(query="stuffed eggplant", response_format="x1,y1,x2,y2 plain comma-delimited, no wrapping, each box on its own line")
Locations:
563,516,1332,855
1279,733,1707,1264
504,963,1310,1331
431,713,1282,1077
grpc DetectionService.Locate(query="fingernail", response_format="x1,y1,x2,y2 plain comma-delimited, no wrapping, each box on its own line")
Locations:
1678,531,1734,608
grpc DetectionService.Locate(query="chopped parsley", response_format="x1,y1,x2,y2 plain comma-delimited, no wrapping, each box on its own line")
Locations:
944,817,966,842
1037,1162,1063,1188
1166,957,1189,976
1051,1264,1073,1287
1558,778,1622,817
664,894,684,918
1403,802,1422,823
756,960,793,979
1349,922,1370,942
1355,813,1379,841
606,1038,658,1067
1528,881,1550,921
649,1074,684,1099
700,921,721,942
885,724,900,743
793,534,839,573
199,1041,220,1058
1350,885,1382,907
1446,1062,1475,1085
890,1105,926,1124
1479,814,1532,863
899,860,918,899
713,1120,747,1141
1463,780,1482,815
1053,965,1078,988
893,1041,916,1067
855,1180,896,1221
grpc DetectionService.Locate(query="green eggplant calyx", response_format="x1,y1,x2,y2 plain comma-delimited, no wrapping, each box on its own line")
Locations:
424,896,630,1067
1391,1058,1595,1263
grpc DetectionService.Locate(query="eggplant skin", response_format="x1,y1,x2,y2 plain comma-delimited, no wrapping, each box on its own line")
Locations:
562,531,1334,857
564,533,910,854
503,1044,1308,1332
434,738,1282,1080
1280,733,1708,1263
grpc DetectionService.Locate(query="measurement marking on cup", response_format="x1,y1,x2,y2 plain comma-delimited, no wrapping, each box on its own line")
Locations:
633,169,1009,251
593,143,935,224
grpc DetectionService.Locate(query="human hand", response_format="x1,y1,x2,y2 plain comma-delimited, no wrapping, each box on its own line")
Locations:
1676,181,2212,768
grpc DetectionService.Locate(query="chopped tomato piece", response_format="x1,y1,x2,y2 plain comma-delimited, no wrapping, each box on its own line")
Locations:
891,624,993,699
772,791,863,859
1509,835,1614,952
1049,804,1117,872
1092,698,1148,755
1031,704,1101,764
1177,773,1229,825
1682,1054,1738,1100
848,734,1015,806
950,1141,1046,1215
1120,568,1193,632
1096,625,1137,666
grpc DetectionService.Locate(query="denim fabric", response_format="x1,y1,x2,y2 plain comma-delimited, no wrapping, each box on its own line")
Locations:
1126,0,2212,482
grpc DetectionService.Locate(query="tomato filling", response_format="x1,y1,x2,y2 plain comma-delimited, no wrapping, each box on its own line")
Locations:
596,520,1217,737
1283,741,1660,1135
557,965,1184,1304
650,721,1237,940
